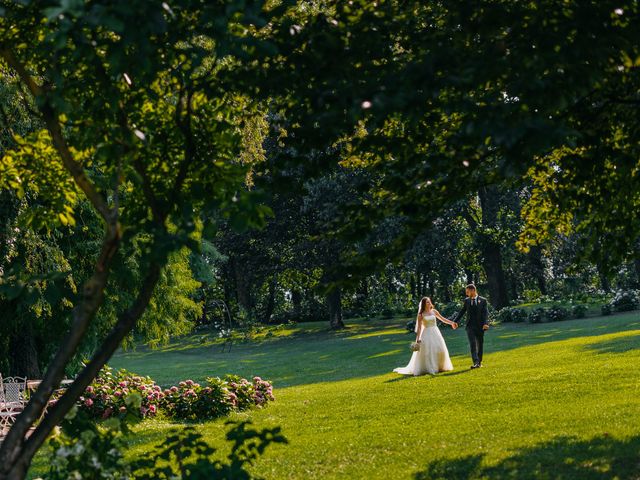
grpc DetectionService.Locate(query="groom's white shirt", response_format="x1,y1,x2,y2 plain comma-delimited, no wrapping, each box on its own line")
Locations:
470,294,479,306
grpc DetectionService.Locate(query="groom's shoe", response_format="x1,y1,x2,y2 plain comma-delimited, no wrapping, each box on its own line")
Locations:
470,364,480,369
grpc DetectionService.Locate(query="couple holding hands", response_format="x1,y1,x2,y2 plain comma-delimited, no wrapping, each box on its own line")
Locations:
394,284,489,376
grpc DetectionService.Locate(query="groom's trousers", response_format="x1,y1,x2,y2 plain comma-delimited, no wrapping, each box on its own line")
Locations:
466,328,484,365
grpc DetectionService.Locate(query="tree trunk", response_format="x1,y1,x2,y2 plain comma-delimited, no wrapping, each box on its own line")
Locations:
2,263,163,480
222,265,235,325
262,276,278,323
442,282,451,303
528,245,548,295
409,273,417,299
327,287,344,330
464,269,474,285
481,243,509,308
291,288,302,317
478,186,510,309
8,324,40,379
231,257,253,318
598,267,611,293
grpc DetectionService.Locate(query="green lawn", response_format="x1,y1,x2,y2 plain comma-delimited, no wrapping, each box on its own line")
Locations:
31,311,640,479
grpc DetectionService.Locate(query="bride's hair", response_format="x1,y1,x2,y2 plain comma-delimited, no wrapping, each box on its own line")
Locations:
418,297,434,315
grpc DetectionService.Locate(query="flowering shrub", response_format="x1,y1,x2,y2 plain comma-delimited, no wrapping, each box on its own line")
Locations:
608,290,639,312
546,305,570,322
496,307,528,323
528,307,546,324
160,378,233,421
571,304,588,319
63,366,275,423
159,375,275,421
54,366,163,421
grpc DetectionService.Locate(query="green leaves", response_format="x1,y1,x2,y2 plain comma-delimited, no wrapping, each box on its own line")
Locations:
0,130,79,230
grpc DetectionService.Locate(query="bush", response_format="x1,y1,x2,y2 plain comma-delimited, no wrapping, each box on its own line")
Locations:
496,307,528,323
160,375,275,421
520,288,542,303
609,290,639,312
601,304,613,316
53,366,162,421
381,306,395,319
440,301,461,319
61,366,276,423
46,407,131,480
572,304,588,319
546,305,570,322
528,307,546,324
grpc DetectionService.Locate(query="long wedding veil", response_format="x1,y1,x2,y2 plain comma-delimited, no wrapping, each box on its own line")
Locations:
415,300,422,333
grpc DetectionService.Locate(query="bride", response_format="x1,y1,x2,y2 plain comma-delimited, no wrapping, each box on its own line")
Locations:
394,297,457,376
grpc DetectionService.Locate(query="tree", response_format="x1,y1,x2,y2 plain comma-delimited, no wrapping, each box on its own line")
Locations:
0,2,282,476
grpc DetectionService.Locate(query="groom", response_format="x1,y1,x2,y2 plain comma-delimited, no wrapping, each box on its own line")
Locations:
453,284,489,369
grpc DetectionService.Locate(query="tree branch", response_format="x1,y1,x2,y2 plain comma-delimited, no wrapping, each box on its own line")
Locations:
0,46,122,474
173,87,196,196
0,225,121,475
5,261,164,479
0,47,113,222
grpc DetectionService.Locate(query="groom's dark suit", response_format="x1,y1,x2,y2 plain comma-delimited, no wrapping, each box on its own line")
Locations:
453,296,489,366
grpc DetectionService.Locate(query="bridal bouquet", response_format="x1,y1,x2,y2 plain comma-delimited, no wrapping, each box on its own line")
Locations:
410,341,421,352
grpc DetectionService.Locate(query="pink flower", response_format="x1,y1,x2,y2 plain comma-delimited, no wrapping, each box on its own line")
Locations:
170,386,179,393
179,381,186,387
114,391,122,397
149,404,157,414
118,381,127,388
185,380,194,386
102,407,113,419
84,398,94,407
119,406,127,413
86,386,94,394
153,385,161,392
253,376,262,382
164,389,171,395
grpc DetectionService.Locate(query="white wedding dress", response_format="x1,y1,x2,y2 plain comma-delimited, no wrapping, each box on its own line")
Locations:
394,312,454,375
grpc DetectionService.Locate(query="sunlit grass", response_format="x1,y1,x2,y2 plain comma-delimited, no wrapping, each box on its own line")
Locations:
29,311,640,479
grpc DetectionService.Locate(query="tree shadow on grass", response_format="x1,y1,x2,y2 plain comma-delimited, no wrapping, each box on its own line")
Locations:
583,332,640,355
414,435,640,480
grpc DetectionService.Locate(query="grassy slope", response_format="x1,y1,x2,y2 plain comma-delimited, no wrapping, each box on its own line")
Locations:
32,311,640,479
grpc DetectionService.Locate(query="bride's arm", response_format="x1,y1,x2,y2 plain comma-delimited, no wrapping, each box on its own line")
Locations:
415,316,423,342
434,309,457,327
